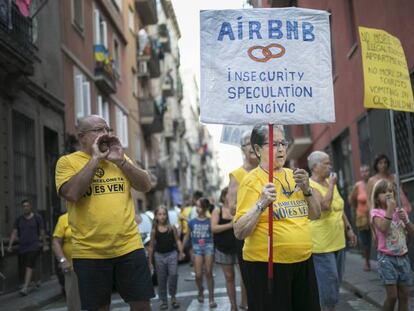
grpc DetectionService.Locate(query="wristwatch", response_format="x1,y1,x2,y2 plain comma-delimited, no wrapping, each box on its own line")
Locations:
303,188,313,197
256,201,267,213
59,257,67,264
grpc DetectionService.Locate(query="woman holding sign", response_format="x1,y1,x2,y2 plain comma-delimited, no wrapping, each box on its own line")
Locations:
233,125,321,311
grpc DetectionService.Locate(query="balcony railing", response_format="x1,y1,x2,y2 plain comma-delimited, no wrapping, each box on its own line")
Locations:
94,45,117,94
0,3,35,74
135,0,158,26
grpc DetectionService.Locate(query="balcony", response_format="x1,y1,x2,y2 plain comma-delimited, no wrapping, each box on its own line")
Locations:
162,73,174,97
135,0,158,26
158,24,171,53
286,125,313,160
94,45,117,94
0,3,35,76
137,38,161,78
139,98,164,135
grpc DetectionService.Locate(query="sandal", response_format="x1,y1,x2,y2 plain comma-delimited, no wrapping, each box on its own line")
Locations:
160,302,168,310
209,301,217,308
19,289,28,296
171,298,180,309
239,305,248,310
197,294,204,303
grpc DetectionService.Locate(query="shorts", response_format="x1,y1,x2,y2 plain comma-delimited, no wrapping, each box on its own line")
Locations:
192,243,214,256
313,249,345,308
358,229,371,250
215,248,238,265
20,250,40,269
244,257,320,311
377,253,412,286
73,249,155,311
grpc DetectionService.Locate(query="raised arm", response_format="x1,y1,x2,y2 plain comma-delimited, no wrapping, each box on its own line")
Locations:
228,175,239,216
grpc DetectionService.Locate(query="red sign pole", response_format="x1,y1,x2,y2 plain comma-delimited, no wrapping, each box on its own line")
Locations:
268,123,274,293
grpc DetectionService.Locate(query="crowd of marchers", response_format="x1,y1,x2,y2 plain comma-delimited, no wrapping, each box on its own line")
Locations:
7,115,413,311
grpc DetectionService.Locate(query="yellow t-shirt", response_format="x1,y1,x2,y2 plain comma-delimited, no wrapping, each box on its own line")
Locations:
235,167,312,264
55,151,143,259
309,179,345,253
230,167,248,185
53,213,72,262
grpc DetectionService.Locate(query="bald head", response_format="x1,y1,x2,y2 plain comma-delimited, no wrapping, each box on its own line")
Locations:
77,115,107,134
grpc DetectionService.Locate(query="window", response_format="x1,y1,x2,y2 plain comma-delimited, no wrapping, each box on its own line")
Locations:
97,95,110,124
116,107,128,147
128,6,135,32
112,0,122,11
94,9,108,47
74,68,91,120
113,37,121,75
132,69,138,96
346,0,357,48
135,134,142,163
73,0,84,30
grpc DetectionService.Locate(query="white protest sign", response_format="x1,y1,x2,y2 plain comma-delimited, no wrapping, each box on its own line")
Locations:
220,125,253,146
200,8,335,125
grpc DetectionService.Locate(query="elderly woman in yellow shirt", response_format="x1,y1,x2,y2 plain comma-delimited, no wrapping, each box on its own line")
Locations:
52,213,81,311
234,125,321,311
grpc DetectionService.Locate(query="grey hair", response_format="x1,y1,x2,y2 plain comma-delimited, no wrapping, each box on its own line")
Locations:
307,151,329,171
240,130,251,147
251,124,285,159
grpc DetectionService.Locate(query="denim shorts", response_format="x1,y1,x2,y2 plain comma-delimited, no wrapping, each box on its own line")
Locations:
377,253,412,286
313,249,346,308
193,243,214,256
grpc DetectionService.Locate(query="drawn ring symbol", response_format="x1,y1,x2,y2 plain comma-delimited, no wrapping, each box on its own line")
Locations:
247,43,286,62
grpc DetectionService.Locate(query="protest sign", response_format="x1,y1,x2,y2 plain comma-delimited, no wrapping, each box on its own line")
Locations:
200,8,335,125
220,125,252,146
359,27,414,112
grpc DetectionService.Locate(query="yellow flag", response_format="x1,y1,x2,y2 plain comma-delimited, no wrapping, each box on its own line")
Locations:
359,26,414,112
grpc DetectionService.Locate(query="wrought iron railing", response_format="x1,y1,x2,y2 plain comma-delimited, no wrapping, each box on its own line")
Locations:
0,3,34,59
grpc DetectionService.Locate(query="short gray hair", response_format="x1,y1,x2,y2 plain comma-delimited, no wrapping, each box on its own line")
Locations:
307,151,329,171
240,130,251,147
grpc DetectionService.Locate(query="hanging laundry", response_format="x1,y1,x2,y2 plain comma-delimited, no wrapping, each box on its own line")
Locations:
16,0,32,17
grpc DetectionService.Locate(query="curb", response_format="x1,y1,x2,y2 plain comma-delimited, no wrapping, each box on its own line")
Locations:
341,279,382,309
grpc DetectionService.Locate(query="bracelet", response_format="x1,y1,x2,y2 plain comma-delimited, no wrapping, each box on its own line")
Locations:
256,201,267,213
384,216,392,221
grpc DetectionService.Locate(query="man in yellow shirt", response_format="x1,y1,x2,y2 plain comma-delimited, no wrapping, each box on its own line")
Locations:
55,115,154,311
52,212,81,311
308,151,357,311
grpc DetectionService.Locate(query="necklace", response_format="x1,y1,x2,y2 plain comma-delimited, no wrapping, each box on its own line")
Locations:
260,166,295,197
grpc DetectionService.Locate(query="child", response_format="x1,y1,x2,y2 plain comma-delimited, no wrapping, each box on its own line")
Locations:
148,205,185,310
370,179,414,311
183,197,217,308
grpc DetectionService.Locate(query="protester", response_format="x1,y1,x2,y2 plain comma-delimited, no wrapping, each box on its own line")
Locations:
211,187,238,311
52,212,81,311
370,179,414,311
55,115,154,311
234,125,321,311
179,191,204,263
308,151,357,311
148,205,185,310
183,197,216,308
367,154,412,213
228,130,258,309
7,200,47,296
348,164,372,271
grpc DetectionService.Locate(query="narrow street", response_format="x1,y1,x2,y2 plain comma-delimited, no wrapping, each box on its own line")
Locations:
38,263,379,311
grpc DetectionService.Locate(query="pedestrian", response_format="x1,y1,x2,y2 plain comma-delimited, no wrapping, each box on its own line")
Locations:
55,115,154,311
183,197,217,308
148,205,185,310
307,151,357,311
7,199,47,296
348,164,372,271
366,154,412,213
234,125,321,311
52,212,81,311
211,187,238,311
370,179,414,311
227,130,258,310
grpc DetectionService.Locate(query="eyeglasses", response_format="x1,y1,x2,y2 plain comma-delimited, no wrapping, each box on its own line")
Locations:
82,127,113,134
262,140,289,149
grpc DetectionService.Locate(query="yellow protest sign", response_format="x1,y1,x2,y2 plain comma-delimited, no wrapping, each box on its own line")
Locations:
359,26,414,112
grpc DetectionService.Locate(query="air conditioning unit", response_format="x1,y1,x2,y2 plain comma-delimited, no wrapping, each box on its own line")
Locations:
137,60,149,77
